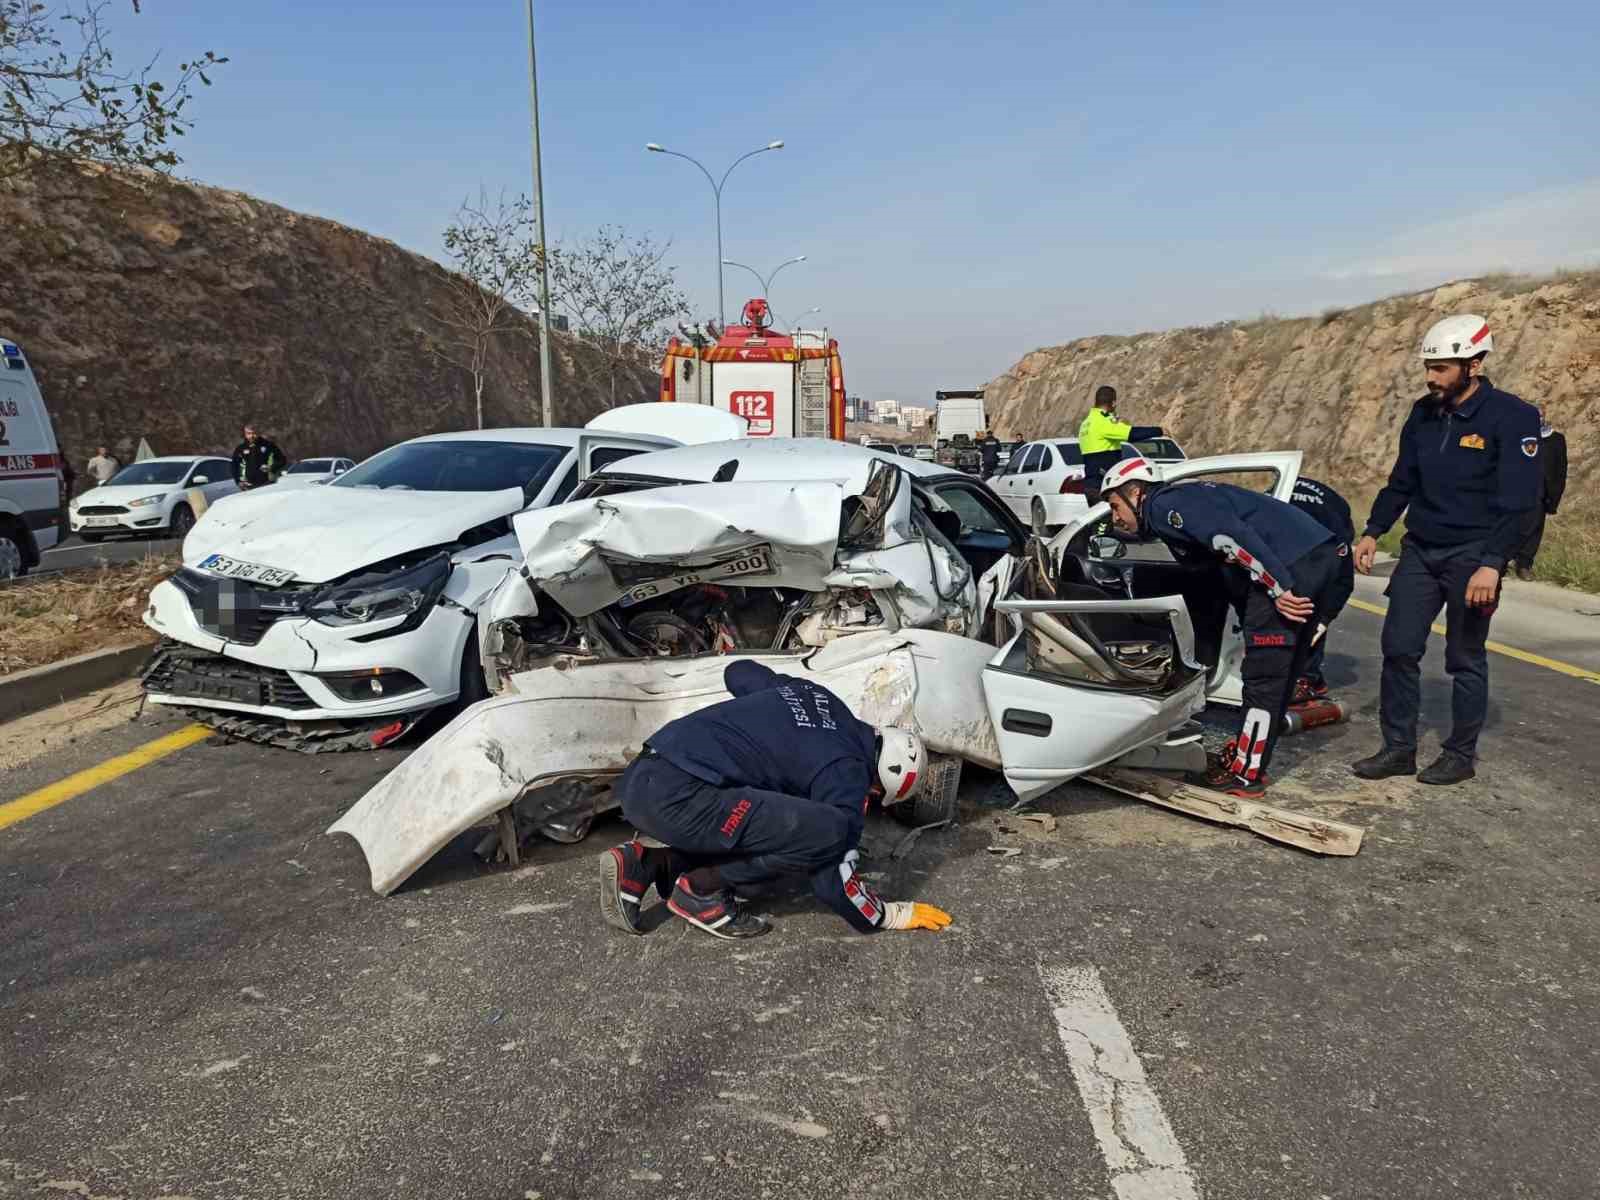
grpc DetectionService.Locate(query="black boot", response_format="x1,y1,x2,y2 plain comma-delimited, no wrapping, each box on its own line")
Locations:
1351,746,1417,780
1418,750,1475,786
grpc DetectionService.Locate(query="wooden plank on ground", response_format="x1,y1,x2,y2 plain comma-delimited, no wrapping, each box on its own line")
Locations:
1084,767,1365,856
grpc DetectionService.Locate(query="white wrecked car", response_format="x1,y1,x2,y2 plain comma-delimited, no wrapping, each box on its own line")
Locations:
139,405,746,750
332,439,1305,894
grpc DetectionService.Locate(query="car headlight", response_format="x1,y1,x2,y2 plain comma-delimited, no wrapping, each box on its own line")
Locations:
128,493,168,508
308,553,452,630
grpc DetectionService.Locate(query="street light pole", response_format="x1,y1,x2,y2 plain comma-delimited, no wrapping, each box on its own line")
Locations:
721,254,806,313
525,0,555,427
645,140,784,326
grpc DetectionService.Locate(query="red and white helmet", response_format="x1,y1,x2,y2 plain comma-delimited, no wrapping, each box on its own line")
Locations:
1100,455,1162,495
876,726,926,804
1420,314,1492,360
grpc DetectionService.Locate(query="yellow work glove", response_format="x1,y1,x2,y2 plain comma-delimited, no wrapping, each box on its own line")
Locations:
881,901,953,931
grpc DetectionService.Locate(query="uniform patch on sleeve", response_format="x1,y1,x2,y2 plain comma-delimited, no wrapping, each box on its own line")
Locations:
1167,509,1183,529
1521,436,1539,458
1459,433,1486,450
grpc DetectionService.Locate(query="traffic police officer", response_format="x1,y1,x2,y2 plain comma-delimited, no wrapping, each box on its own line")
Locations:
1078,386,1162,501
599,660,953,941
1101,456,1344,797
1351,315,1542,786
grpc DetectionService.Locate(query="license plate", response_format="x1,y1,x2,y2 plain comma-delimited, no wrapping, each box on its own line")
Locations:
168,668,263,706
197,552,296,587
616,546,774,609
84,515,121,528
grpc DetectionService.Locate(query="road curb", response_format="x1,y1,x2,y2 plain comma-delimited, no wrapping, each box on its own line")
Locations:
0,641,154,724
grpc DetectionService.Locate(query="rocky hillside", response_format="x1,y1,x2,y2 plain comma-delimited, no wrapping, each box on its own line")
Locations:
0,156,655,471
985,273,1600,499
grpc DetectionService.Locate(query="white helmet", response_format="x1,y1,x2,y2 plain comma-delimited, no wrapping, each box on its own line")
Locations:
1100,455,1162,495
1420,314,1492,360
876,726,926,804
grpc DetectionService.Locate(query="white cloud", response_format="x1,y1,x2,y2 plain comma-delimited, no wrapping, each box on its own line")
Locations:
1321,180,1600,283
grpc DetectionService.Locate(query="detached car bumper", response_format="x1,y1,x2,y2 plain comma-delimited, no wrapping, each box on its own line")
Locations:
141,577,473,720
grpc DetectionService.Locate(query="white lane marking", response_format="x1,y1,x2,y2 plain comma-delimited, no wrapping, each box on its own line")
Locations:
1040,964,1200,1200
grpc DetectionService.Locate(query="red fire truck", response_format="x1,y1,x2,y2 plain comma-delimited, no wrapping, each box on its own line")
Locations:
658,299,846,439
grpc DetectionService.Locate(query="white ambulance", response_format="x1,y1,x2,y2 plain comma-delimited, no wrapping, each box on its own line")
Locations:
0,338,66,579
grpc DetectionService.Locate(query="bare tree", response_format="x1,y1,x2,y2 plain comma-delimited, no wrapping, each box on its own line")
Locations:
436,190,541,429
544,226,690,407
1,0,226,179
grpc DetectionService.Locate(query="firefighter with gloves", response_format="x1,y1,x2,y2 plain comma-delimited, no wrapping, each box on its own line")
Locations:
599,660,953,941
1101,456,1345,798
1351,315,1541,786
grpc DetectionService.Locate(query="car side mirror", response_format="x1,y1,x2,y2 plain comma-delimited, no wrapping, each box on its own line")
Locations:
191,475,209,485
1089,535,1125,560
334,466,347,474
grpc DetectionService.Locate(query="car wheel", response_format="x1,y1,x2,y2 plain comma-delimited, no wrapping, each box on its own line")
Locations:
458,627,491,707
169,504,195,538
0,529,25,580
890,753,962,827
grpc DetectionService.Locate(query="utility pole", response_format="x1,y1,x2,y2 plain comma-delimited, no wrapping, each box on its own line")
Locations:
525,0,555,427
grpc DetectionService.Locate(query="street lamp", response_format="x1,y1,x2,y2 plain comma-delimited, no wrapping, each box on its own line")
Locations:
645,139,784,324
721,255,806,314
524,0,554,426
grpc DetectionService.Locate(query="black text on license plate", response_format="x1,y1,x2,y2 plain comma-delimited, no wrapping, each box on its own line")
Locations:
169,668,262,706
616,548,772,608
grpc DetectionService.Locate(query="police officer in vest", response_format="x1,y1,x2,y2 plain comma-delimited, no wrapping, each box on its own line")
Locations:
1351,315,1542,786
1078,386,1163,502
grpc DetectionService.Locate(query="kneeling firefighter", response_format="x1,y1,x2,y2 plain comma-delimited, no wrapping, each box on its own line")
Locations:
1100,457,1346,798
600,659,953,941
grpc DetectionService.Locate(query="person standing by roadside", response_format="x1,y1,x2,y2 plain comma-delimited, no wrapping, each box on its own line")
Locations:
1351,315,1542,786
232,423,285,490
981,435,1000,478
1510,412,1568,581
85,445,119,486
1079,386,1163,502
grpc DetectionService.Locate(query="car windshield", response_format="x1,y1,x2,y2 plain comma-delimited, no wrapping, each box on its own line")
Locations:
1131,437,1184,460
286,459,332,474
107,461,190,486
332,440,567,492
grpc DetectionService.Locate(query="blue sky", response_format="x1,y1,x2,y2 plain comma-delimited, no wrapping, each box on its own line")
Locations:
116,1,1600,406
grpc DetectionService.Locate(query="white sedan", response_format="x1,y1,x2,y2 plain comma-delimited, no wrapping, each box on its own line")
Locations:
70,456,239,541
275,457,356,488
139,405,746,751
988,434,1187,529
331,439,1305,894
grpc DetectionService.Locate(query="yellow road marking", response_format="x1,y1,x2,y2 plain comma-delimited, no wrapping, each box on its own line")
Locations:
0,723,210,833
1346,598,1600,684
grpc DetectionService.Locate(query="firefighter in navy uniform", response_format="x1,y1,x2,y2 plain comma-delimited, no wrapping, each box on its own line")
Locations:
598,660,953,941
1100,456,1344,798
1351,315,1542,786
1287,477,1357,703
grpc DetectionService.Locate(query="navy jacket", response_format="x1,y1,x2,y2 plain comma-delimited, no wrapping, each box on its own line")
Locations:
1364,380,1541,569
1144,481,1334,596
647,661,884,931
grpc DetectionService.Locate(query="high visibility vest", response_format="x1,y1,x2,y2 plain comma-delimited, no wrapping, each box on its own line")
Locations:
1079,407,1132,455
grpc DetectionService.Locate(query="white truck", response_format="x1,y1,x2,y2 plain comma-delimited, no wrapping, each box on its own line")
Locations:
934,389,988,474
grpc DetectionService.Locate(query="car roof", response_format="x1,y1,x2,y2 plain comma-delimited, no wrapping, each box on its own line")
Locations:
405,427,587,448
128,455,210,464
597,437,964,487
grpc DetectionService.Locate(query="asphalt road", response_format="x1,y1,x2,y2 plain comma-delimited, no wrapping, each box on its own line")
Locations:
3,605,1598,1199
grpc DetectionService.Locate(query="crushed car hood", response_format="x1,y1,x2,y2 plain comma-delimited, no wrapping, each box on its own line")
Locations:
511,481,846,617
183,485,526,583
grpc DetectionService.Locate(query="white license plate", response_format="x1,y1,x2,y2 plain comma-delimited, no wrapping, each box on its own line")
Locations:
84,516,122,528
197,552,296,588
616,546,773,609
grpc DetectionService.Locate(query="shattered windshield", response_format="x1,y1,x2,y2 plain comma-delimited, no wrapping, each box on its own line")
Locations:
332,440,567,493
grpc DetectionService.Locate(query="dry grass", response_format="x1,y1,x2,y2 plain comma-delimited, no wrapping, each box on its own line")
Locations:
0,556,175,675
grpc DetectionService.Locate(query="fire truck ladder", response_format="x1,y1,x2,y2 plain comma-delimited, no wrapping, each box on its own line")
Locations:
797,356,831,439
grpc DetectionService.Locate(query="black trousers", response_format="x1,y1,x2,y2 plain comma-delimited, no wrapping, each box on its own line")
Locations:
1229,542,1342,780
1301,549,1355,685
1513,507,1547,569
1379,537,1498,758
1081,450,1122,503
616,753,854,895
